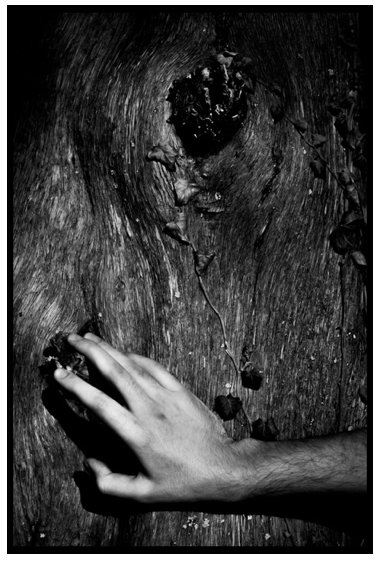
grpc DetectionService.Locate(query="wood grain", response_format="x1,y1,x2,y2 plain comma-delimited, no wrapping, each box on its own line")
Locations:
12,10,368,549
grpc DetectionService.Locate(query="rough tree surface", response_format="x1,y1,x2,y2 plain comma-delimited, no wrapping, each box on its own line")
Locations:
12,9,369,551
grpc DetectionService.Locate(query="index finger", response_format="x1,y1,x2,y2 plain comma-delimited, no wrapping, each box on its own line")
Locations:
54,369,145,450
66,334,146,405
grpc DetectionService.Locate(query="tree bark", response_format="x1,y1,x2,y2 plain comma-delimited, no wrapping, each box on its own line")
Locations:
12,9,369,550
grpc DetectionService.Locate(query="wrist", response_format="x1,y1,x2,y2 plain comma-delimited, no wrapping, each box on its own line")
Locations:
225,438,270,502
230,430,367,502
230,439,280,500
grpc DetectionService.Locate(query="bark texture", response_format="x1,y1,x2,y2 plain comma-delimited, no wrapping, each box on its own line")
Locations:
12,10,369,550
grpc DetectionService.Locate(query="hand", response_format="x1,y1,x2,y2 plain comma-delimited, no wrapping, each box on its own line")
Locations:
54,333,254,505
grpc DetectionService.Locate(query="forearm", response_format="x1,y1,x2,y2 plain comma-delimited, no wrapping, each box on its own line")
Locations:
234,429,367,501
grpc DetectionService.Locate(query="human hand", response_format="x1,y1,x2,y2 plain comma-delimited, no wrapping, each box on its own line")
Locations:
54,333,255,505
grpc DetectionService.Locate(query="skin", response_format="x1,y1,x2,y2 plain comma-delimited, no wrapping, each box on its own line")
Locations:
54,333,367,508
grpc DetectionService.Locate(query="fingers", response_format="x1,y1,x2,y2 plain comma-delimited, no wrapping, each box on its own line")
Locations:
82,333,183,392
86,457,112,478
54,369,144,449
127,353,183,392
82,333,163,394
66,334,143,401
86,457,152,500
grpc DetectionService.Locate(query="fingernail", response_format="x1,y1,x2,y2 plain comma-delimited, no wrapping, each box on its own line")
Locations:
68,333,81,342
83,332,101,342
83,332,94,339
54,368,68,379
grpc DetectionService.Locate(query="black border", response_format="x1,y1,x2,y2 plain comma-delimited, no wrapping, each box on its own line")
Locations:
9,4,373,554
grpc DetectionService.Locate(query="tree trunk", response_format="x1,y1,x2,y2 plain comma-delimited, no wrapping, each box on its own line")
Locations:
12,9,369,550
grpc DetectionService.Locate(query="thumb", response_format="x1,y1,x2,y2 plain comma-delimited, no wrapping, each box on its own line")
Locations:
86,458,153,501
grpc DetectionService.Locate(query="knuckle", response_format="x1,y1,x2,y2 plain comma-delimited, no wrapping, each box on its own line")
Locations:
125,352,138,362
136,479,154,503
112,361,126,378
92,394,109,413
175,388,191,406
150,402,168,421
96,476,110,494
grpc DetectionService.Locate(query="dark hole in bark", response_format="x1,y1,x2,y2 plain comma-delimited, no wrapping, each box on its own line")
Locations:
167,59,250,156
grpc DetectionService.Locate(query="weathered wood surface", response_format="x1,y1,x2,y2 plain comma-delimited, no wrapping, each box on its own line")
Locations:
13,10,368,549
